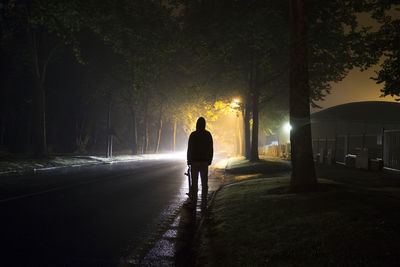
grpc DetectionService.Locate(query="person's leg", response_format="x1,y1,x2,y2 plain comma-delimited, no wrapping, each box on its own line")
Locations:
190,164,199,198
199,163,209,208
199,163,208,191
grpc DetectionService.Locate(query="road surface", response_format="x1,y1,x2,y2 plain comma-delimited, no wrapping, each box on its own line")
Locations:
0,156,195,266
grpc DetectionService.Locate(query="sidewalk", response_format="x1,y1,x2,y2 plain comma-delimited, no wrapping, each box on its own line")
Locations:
121,162,228,266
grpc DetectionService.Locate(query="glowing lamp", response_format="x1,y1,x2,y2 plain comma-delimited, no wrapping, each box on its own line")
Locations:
231,99,240,109
284,122,292,133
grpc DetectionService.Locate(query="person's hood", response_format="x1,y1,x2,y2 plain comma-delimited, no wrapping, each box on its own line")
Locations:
196,117,206,131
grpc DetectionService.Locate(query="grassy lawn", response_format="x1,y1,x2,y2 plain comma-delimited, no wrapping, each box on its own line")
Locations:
197,162,400,266
226,157,291,176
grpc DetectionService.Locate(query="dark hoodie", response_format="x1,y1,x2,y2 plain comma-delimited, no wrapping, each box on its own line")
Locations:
187,117,213,165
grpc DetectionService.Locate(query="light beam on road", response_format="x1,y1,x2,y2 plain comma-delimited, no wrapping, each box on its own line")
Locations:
89,152,186,163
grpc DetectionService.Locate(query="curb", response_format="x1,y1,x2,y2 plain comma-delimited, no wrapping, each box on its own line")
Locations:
193,158,231,252
193,186,220,243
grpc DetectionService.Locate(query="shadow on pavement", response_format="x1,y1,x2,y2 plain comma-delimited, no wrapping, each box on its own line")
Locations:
175,190,208,267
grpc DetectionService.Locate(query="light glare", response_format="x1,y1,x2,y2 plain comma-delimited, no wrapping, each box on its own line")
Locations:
284,123,292,133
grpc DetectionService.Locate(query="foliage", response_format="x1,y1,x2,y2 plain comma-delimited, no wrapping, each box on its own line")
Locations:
179,0,380,104
372,12,400,100
307,0,382,106
1,0,398,155
259,102,289,137
180,0,290,97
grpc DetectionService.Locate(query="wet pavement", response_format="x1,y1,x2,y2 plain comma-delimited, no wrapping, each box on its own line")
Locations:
125,189,214,266
123,164,227,266
0,154,228,266
0,157,188,266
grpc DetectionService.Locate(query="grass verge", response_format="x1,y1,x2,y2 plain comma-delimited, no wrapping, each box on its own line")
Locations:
197,176,400,266
226,157,291,176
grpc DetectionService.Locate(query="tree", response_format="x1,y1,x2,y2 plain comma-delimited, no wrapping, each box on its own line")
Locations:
86,0,178,154
289,0,317,190
1,0,82,156
288,0,382,190
372,10,400,99
179,0,290,161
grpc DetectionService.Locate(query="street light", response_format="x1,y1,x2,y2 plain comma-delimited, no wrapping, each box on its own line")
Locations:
231,99,240,109
284,122,292,133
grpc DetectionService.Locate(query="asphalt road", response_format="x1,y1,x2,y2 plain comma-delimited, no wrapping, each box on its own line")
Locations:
0,157,190,266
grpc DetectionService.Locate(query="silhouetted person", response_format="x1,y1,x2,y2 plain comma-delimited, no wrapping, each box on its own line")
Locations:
187,117,213,199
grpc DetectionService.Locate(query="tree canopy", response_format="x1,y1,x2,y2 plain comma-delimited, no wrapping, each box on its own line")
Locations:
1,0,397,168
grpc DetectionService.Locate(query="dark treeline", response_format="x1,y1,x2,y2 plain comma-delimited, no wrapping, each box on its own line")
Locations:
1,0,399,177
0,0,188,156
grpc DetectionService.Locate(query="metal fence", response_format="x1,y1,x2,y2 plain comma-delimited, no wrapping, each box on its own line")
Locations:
262,143,291,159
312,130,400,170
312,134,383,164
384,130,400,170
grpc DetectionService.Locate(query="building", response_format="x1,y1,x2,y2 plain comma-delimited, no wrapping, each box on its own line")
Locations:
311,101,400,171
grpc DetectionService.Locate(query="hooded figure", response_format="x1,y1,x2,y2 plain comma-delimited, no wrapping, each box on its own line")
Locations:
187,117,213,198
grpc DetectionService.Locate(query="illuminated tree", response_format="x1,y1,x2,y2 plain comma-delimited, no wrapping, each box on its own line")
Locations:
179,0,289,161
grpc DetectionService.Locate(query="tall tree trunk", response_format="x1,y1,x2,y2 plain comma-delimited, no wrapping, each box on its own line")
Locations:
236,114,242,155
131,108,138,154
155,103,163,153
32,74,47,156
289,0,317,190
26,112,32,153
250,88,260,162
0,110,5,148
29,29,58,157
249,48,260,161
93,122,99,152
31,30,47,157
75,112,88,153
142,95,149,154
106,94,112,158
243,102,251,159
173,118,177,152
128,61,138,155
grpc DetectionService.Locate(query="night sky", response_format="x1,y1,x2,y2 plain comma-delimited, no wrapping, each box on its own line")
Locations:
312,9,400,112
312,67,398,112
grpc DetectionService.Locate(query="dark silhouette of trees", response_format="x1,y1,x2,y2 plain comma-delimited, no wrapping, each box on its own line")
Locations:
370,5,400,100
1,0,397,161
288,0,387,190
1,0,83,156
